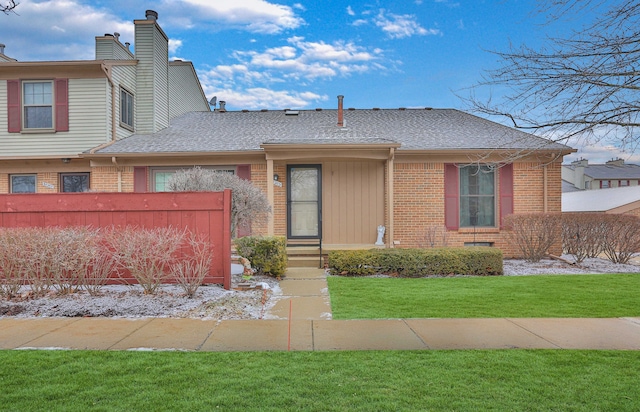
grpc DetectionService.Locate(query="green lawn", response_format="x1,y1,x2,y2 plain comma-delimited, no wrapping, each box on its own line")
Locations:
327,274,640,319
1,350,639,411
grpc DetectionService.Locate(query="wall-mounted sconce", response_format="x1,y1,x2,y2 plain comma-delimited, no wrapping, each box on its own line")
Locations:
273,174,279,181
61,158,71,163
273,173,283,187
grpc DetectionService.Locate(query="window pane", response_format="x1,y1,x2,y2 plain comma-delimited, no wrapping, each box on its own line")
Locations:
24,82,52,105
62,174,89,192
154,172,175,192
24,106,53,128
11,175,36,193
459,165,495,227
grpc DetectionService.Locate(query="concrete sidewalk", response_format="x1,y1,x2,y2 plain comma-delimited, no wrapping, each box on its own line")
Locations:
1,267,640,351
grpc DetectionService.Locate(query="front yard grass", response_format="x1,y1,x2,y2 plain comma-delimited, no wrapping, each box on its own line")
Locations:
1,350,639,411
327,274,640,319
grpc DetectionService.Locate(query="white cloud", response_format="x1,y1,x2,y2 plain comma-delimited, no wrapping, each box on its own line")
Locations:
168,39,183,55
374,9,441,39
346,6,355,16
199,37,385,109
173,0,304,34
201,86,327,110
1,0,134,61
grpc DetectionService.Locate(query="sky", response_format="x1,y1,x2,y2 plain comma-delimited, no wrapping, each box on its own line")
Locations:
1,0,638,164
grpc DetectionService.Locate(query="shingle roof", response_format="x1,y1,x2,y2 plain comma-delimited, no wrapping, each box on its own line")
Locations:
91,108,572,155
582,164,640,179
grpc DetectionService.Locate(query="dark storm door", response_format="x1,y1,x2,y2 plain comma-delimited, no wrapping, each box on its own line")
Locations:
287,165,322,239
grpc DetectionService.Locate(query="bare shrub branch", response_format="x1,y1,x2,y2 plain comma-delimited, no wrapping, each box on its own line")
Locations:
0,228,27,298
106,227,185,294
599,214,640,264
421,225,450,248
504,213,563,262
170,231,214,298
561,213,607,263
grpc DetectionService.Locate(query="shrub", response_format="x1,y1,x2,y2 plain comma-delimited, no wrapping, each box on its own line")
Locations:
167,167,271,237
328,247,503,277
234,236,287,277
170,231,214,298
106,226,185,294
598,214,640,264
0,228,27,298
421,225,449,248
503,213,562,262
561,213,607,263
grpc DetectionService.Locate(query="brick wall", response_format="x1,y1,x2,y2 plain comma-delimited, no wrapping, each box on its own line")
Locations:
90,166,135,192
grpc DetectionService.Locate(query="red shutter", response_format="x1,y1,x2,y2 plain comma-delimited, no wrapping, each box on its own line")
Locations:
444,164,459,230
134,167,148,192
499,163,514,228
7,79,21,133
236,164,251,180
55,78,69,132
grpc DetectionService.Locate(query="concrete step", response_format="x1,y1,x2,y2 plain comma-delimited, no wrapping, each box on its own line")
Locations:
287,255,324,268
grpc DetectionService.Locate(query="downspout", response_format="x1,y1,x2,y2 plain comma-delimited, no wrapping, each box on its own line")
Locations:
112,157,122,192
267,157,275,235
543,164,548,212
90,63,118,155
101,62,117,143
387,147,395,248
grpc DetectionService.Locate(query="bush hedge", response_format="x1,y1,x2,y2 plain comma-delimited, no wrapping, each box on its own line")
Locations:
234,236,288,277
328,247,503,277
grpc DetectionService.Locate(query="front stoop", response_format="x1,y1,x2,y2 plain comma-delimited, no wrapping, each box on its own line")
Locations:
287,246,324,268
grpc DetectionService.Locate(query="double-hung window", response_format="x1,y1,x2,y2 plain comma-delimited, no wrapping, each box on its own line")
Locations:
459,165,496,227
120,87,134,130
23,81,53,129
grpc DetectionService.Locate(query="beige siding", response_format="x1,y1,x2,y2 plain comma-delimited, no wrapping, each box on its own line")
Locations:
322,161,385,244
0,78,109,157
95,38,134,60
168,63,209,118
135,23,169,134
111,65,137,140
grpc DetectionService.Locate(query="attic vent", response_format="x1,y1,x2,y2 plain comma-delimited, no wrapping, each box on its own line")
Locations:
285,110,299,116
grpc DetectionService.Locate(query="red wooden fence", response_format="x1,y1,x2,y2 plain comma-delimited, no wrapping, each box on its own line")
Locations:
0,190,232,289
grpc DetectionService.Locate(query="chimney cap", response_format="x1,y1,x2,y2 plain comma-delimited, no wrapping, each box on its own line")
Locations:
145,10,158,21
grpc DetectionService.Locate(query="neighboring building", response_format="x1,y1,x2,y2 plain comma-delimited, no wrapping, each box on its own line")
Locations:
562,158,640,191
563,185,640,216
83,101,574,257
0,10,209,194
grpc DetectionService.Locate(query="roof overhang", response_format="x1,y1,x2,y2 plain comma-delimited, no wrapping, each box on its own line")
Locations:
260,142,401,161
0,60,137,79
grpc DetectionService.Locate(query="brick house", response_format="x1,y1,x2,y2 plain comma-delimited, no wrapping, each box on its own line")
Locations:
562,158,640,191
84,98,574,257
0,10,209,194
0,10,574,258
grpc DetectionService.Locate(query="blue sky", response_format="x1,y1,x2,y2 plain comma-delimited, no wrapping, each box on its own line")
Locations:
1,0,637,164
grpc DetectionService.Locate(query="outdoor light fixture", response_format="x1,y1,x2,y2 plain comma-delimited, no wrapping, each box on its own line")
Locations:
61,158,71,163
273,174,279,181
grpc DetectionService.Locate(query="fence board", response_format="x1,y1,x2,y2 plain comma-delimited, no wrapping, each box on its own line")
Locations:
0,191,232,289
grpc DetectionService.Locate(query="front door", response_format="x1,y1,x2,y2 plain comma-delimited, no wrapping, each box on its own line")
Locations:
287,165,322,239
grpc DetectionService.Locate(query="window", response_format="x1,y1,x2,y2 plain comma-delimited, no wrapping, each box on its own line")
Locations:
120,87,134,129
60,173,90,192
600,180,610,189
620,180,629,187
151,167,236,192
23,81,53,129
459,165,496,227
10,174,36,193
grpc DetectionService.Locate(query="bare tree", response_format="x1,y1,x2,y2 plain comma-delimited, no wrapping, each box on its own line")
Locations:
2,1,18,14
464,1,640,153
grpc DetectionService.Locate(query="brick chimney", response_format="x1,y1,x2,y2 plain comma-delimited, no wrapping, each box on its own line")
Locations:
337,95,344,127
